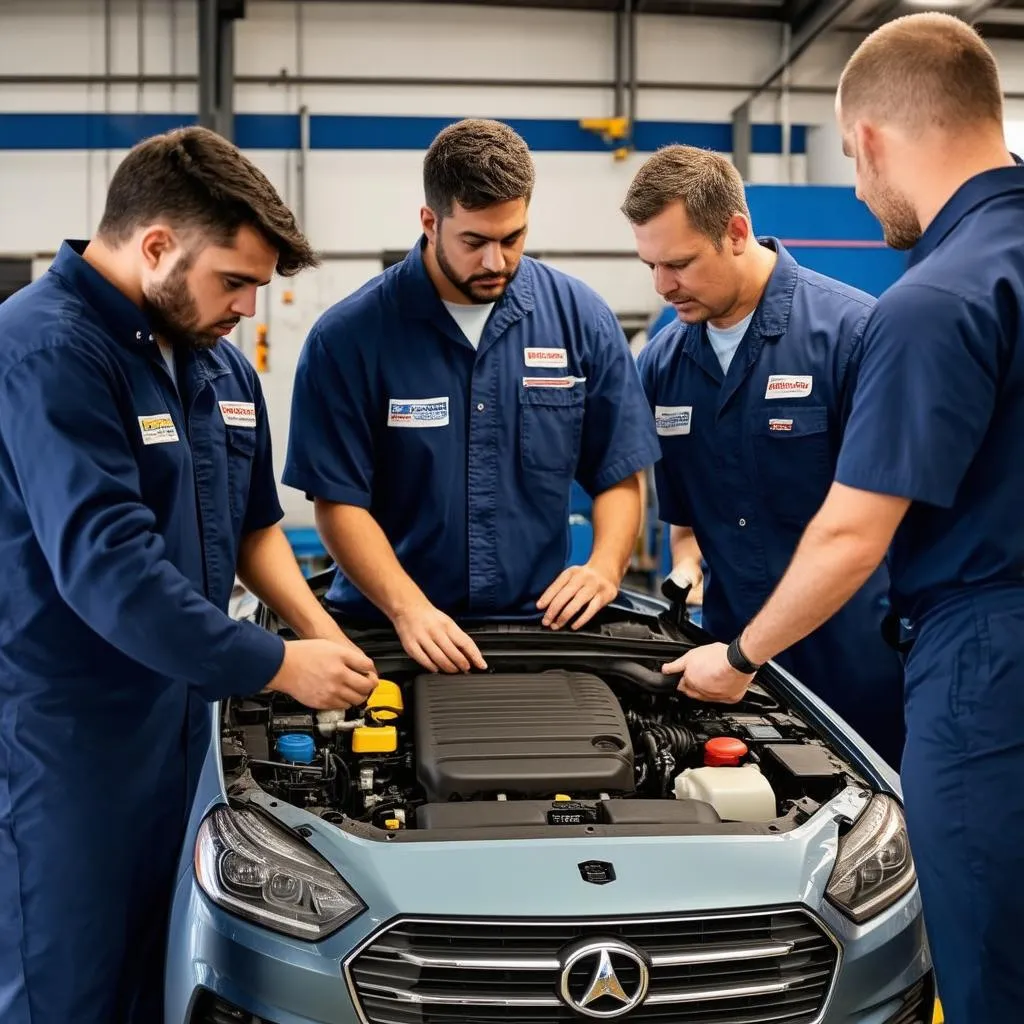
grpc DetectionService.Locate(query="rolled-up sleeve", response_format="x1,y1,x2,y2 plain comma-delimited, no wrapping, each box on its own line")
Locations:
282,325,377,509
575,305,661,497
835,284,999,508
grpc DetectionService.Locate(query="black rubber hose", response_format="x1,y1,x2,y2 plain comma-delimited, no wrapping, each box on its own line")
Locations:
605,660,680,692
643,723,697,762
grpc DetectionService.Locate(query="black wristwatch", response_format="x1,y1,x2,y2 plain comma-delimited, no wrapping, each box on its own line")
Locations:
727,635,762,675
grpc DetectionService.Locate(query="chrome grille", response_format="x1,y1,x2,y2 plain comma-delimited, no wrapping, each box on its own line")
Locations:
345,909,839,1023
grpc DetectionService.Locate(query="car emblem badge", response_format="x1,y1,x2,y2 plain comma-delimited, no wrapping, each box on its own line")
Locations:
559,939,650,1018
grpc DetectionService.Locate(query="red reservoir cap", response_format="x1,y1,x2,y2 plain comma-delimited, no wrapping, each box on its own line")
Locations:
704,737,749,767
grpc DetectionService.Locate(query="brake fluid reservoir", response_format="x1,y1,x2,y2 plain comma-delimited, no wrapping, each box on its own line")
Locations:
673,764,776,822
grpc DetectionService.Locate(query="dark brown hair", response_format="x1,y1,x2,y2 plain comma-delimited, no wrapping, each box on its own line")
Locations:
838,12,1003,131
621,144,750,245
423,118,535,217
97,125,318,276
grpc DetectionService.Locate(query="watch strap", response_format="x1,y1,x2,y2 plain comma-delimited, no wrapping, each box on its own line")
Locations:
727,636,762,674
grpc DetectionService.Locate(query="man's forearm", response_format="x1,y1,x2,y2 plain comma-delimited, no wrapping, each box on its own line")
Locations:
236,525,339,639
589,472,644,580
315,501,427,619
670,525,701,568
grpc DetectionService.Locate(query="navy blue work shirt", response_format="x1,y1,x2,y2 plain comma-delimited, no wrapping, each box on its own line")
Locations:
0,241,286,711
283,238,661,621
638,240,904,759
836,164,1024,623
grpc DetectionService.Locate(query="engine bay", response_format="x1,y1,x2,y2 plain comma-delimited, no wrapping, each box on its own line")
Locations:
221,654,862,838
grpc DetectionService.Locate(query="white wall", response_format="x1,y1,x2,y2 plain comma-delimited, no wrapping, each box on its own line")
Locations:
5,1,1024,523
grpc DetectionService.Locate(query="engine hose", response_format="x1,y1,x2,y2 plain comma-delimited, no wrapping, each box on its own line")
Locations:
642,723,697,763
605,660,680,693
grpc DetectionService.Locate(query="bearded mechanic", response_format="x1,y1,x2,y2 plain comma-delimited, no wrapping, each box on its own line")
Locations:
284,119,661,672
671,14,1024,1022
627,145,905,769
0,127,378,1024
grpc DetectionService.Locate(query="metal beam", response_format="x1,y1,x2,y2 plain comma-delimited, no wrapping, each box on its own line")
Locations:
731,0,856,170
198,0,246,142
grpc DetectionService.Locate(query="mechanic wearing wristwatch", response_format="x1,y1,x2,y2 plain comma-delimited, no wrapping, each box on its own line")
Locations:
624,145,905,771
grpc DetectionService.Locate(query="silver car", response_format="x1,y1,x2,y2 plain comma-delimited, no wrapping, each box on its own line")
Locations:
166,573,932,1024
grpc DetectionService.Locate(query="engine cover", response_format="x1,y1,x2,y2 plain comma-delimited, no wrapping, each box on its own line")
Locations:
413,670,634,800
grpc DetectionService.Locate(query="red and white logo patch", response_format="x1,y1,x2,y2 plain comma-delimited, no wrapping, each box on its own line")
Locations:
524,348,568,368
522,376,585,389
219,401,257,427
765,375,813,400
769,418,794,432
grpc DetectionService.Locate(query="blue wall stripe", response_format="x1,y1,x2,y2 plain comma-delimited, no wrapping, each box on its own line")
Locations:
0,112,807,155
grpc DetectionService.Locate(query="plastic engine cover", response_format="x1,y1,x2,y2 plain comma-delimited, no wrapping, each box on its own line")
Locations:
414,670,634,800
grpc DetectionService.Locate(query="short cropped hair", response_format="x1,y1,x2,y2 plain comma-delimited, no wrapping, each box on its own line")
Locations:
838,12,1003,131
97,126,318,276
423,118,536,217
621,144,751,244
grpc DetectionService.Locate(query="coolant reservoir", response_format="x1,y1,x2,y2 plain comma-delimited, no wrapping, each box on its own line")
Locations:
673,764,777,822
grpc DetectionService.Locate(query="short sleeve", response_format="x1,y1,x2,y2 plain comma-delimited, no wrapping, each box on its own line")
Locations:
635,340,693,527
575,305,661,496
282,325,377,508
835,284,1000,508
243,379,285,533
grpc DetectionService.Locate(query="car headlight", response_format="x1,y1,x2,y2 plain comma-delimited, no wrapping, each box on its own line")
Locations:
195,805,364,940
826,794,916,923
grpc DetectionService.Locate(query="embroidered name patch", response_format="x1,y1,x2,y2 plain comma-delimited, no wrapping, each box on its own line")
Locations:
769,418,794,432
655,405,692,436
524,348,568,368
522,376,585,389
219,401,257,428
765,375,813,399
387,397,450,428
138,413,179,446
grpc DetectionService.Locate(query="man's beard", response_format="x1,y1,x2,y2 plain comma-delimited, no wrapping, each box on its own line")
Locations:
436,229,517,304
142,260,237,350
863,165,921,251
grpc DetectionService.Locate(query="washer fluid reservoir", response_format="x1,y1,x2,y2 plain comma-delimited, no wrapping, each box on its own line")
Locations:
673,763,776,822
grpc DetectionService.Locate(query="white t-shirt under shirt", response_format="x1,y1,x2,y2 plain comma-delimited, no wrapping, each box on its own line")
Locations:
705,310,755,374
157,339,179,392
443,300,495,350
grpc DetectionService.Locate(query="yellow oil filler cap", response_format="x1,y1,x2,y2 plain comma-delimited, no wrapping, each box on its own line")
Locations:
367,679,403,722
352,725,398,754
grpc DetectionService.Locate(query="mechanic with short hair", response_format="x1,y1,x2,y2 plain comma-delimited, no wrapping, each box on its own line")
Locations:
670,15,1024,1020
0,127,378,1024
284,119,661,674
626,144,905,769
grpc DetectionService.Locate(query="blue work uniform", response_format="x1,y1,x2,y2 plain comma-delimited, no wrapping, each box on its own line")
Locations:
834,164,1024,1023
637,240,905,768
284,238,661,621
0,241,286,1024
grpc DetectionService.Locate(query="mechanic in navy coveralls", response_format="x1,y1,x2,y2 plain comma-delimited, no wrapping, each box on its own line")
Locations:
628,145,905,769
672,14,1024,1021
284,119,661,674
0,127,379,1024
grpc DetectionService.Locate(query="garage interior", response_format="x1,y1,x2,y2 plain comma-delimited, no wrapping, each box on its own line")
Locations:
3,0,1020,1022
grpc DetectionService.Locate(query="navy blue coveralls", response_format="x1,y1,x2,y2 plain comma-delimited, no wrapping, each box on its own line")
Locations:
0,242,286,1024
834,166,1024,1023
284,239,661,621
637,240,905,768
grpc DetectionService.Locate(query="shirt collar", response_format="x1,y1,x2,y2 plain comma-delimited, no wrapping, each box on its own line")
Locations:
677,236,797,365
49,239,232,381
908,156,1024,267
395,235,535,322
49,239,158,349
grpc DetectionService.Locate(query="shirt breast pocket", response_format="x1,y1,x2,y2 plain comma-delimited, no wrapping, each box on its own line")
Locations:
752,404,833,525
225,426,257,528
519,383,585,474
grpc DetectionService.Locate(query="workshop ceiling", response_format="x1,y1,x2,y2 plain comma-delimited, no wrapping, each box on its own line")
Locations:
296,0,1024,40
